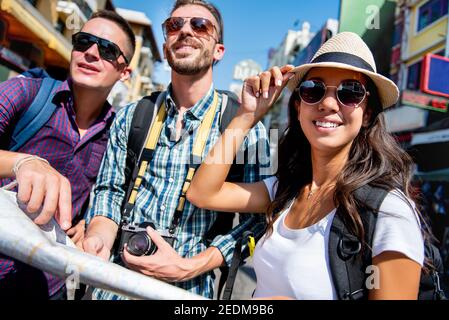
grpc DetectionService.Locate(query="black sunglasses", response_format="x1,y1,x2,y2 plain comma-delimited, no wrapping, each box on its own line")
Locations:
298,79,369,108
162,16,218,42
72,32,129,64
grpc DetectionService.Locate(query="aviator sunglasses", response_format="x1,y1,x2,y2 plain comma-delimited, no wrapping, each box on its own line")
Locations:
72,32,129,64
162,17,218,42
298,79,369,108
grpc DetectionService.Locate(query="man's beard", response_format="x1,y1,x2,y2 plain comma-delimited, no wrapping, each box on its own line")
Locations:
166,38,214,75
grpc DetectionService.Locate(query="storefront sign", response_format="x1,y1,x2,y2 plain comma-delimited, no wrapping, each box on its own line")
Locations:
421,54,449,98
401,90,448,113
411,128,449,146
384,105,428,133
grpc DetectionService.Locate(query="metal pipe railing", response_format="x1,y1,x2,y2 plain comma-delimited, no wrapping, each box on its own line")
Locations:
0,189,206,300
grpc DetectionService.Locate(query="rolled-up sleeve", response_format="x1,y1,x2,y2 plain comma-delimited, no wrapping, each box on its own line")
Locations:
86,103,136,226
210,121,271,265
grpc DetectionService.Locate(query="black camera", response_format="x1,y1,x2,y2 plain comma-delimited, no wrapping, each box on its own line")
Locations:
118,222,175,256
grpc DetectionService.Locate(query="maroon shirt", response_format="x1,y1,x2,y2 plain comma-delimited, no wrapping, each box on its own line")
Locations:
0,76,114,296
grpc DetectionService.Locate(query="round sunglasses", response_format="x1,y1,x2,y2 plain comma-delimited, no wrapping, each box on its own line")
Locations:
72,32,129,64
162,16,218,42
298,79,369,108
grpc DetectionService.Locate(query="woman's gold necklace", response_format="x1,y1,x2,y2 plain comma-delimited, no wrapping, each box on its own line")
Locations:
306,183,335,200
306,188,316,200
306,185,319,200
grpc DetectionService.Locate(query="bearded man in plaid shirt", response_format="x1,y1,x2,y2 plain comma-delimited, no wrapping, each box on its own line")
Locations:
83,0,270,299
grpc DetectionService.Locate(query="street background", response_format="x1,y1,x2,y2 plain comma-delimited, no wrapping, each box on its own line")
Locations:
1,0,449,298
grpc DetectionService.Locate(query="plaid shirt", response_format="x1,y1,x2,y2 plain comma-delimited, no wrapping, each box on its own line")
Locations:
0,76,114,297
86,84,270,299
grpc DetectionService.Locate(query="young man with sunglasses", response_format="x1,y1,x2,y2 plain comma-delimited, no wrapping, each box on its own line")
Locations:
83,0,270,299
0,10,134,299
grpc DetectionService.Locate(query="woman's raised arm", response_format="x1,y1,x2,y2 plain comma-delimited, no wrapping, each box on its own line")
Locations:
187,65,294,213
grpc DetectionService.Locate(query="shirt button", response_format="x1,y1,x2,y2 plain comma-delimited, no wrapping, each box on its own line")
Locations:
169,178,174,183
161,205,166,211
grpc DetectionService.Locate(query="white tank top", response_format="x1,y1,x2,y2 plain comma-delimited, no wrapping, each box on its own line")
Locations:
252,176,424,300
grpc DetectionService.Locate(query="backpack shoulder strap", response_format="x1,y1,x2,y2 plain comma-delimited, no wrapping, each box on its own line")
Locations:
213,91,252,300
217,90,240,134
10,78,61,151
122,91,162,214
217,90,244,183
328,184,388,300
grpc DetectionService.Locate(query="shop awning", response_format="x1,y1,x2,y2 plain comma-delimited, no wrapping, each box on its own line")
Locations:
0,0,71,67
408,118,449,173
384,105,428,133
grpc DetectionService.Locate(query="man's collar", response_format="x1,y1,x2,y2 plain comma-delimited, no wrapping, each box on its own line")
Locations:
54,78,114,123
51,79,73,104
165,83,216,121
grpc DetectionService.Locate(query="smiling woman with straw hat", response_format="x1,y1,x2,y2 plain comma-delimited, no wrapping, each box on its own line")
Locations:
186,32,427,299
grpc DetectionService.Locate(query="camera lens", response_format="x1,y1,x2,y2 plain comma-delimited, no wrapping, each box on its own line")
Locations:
127,232,155,256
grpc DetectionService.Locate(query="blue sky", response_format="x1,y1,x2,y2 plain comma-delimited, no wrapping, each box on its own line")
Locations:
113,0,340,90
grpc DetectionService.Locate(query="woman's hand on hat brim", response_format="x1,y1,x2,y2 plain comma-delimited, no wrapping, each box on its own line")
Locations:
238,64,295,125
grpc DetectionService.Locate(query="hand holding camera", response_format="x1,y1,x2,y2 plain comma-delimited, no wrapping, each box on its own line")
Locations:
118,222,175,256
120,225,197,282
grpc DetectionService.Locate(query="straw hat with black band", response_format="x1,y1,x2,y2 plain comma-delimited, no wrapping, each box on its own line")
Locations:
287,32,399,109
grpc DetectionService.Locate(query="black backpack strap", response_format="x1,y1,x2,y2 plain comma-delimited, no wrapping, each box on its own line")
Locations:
328,185,388,300
330,185,448,301
121,91,162,224
419,243,447,300
218,90,246,182
218,90,239,133
220,231,253,300
206,90,248,300
206,90,243,247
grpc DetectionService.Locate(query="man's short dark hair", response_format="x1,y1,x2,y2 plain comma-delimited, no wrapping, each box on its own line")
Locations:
89,10,136,62
170,0,224,44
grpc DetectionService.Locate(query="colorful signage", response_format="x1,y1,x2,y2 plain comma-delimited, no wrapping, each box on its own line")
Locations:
402,90,448,113
421,54,449,98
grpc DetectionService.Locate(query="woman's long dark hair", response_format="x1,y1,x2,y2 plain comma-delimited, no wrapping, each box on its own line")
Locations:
266,76,431,249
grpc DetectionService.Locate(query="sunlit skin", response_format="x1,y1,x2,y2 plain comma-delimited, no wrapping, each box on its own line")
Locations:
70,17,131,92
84,5,228,284
0,17,133,242
187,65,422,300
297,67,371,157
163,4,224,76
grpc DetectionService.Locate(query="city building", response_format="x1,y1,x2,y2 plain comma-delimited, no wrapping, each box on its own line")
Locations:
339,0,397,76
385,0,449,173
266,19,337,133
268,22,314,68
265,22,316,131
386,0,449,134
228,59,262,99
0,0,114,81
0,1,162,107
387,0,449,246
112,7,162,107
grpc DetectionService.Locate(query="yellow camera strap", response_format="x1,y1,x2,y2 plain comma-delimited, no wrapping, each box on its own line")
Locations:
124,91,220,234
127,103,166,205
170,91,219,234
